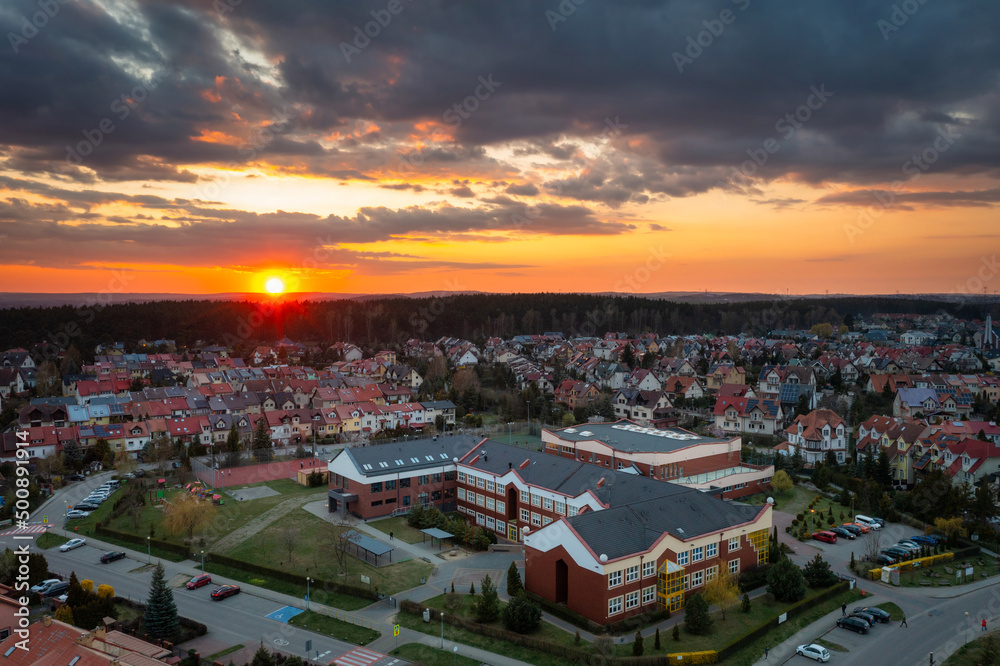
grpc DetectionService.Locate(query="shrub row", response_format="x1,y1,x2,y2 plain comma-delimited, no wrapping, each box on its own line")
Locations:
95,524,190,558
206,552,379,601
952,546,982,560
522,591,604,634
716,582,849,660
112,596,208,642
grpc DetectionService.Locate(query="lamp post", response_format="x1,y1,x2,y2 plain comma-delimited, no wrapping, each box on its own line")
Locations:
453,646,457,666
440,611,444,648
307,577,313,611
200,550,205,572
146,536,150,563
507,422,514,445
966,612,970,645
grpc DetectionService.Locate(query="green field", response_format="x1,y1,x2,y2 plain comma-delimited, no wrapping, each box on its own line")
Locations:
288,610,381,645
36,532,69,549
390,644,484,666
944,629,1000,665
367,516,427,544
223,509,434,597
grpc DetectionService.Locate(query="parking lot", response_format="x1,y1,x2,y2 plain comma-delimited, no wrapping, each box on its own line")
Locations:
793,520,931,571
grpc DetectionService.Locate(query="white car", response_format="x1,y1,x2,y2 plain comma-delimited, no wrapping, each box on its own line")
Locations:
29,578,62,594
796,643,830,662
59,538,86,552
65,509,91,519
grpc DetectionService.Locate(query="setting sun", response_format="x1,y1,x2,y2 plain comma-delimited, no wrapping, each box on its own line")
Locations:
264,276,285,294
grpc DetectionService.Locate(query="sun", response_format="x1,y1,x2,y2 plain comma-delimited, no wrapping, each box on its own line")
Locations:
264,276,285,294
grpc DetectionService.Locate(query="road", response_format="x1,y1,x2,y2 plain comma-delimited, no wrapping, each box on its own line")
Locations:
14,471,403,666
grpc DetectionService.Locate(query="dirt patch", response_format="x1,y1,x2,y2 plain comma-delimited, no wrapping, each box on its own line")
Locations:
227,486,280,501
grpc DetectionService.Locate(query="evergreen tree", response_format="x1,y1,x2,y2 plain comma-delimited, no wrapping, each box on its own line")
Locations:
683,593,712,635
632,630,644,656
469,581,476,595
143,562,179,640
654,627,661,650
471,575,500,623
62,440,83,470
225,422,241,466
741,592,751,613
766,557,807,602
672,625,680,641
802,554,838,588
65,571,87,608
251,644,274,666
253,416,273,462
501,594,541,634
506,561,523,597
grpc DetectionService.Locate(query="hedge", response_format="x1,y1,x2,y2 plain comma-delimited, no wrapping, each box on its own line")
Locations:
95,524,190,558
716,582,849,660
867,551,973,580
206,552,379,601
523,591,604,634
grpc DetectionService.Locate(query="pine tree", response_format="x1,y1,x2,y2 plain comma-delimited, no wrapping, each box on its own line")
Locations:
683,593,713,635
672,625,680,641
143,562,179,640
654,627,661,650
469,581,476,595
225,422,241,466
251,644,274,666
632,630,644,656
575,629,581,646
741,592,751,613
471,575,500,623
451,581,455,594
253,416,273,462
506,561,523,597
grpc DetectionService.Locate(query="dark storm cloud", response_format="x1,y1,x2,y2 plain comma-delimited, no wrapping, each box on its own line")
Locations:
1,0,999,201
815,188,1000,209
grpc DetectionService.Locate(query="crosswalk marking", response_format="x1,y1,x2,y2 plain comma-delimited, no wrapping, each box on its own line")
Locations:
332,647,386,666
0,524,50,536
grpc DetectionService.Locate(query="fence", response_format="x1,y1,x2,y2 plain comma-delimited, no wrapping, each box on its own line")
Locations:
312,606,381,633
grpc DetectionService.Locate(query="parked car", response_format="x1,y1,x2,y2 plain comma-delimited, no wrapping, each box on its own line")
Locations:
894,541,922,552
874,554,897,566
100,551,126,564
171,461,182,469
122,472,136,479
211,584,240,600
837,616,869,634
795,644,831,663
882,547,911,559
43,581,70,598
855,515,881,530
73,503,100,512
849,522,871,533
813,531,838,544
855,606,892,623
830,526,855,540
909,535,937,546
59,538,86,552
135,469,146,477
65,510,91,519
841,524,864,536
186,575,212,590
68,473,85,482
849,611,876,626
29,579,62,595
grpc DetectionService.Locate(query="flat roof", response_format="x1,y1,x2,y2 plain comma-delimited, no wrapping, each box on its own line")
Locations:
343,530,394,556
547,420,730,453
421,528,454,539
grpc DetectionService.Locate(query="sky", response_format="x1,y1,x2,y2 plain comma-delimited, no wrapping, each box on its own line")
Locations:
1,0,999,296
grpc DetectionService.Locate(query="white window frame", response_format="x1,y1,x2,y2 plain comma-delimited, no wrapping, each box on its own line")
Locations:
691,570,704,588
520,489,529,503
707,543,718,558
728,536,740,551
692,546,704,563
625,591,639,610
457,488,466,500
642,585,656,605
625,565,639,583
497,500,505,514
642,561,655,578
486,498,495,511
678,551,689,566
531,512,541,526
729,559,740,575
705,566,718,583
543,497,553,511
608,570,623,588
608,596,623,615
520,508,530,522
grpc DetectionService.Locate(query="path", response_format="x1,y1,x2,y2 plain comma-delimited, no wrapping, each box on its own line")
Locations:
210,493,322,553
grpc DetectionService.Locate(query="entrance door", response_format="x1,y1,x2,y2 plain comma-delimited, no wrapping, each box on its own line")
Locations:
555,559,568,603
508,523,519,541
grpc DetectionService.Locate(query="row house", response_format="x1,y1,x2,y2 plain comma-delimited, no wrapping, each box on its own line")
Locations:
455,440,772,625
712,396,784,436
757,365,816,394
384,364,424,390
782,409,847,465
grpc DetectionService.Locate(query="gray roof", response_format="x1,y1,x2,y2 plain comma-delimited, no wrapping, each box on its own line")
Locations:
546,420,728,453
341,434,481,477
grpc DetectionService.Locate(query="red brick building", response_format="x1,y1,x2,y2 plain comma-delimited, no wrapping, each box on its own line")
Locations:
541,420,772,499
456,439,772,625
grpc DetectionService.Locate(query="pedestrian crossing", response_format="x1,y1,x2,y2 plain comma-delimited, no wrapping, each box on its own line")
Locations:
331,647,390,666
0,523,51,536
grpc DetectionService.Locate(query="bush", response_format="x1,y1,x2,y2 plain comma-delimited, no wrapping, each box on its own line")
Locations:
803,554,838,588
502,595,542,634
471,575,500,623
766,558,806,603
684,593,712,635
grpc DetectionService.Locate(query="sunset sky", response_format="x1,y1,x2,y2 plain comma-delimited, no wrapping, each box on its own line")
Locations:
1,0,998,296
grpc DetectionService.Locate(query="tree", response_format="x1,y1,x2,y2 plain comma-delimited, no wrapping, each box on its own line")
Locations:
704,567,739,620
279,524,299,565
97,584,114,598
114,449,137,476
802,554,838,588
225,423,241,466
250,644,274,666
253,416,273,462
80,579,94,593
971,483,998,526
331,517,360,576
471,575,501,623
63,440,83,470
163,493,217,542
65,572,87,609
143,562,179,640
506,561,523,597
766,557,806,602
502,594,541,634
741,592,751,613
978,632,999,666
672,625,680,641
89,438,111,468
632,630,644,656
654,627,661,650
35,360,62,397
54,604,74,625
934,516,967,546
771,470,794,495
683,593,712,635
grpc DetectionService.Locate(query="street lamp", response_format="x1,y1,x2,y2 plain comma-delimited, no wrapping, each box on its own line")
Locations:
440,611,444,648
146,536,150,563
966,612,970,645
306,577,313,611
507,422,514,445
200,550,205,572
452,646,457,666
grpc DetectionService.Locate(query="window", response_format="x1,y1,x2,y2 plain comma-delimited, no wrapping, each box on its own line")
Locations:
692,546,704,562
625,590,639,610
520,508,530,522
642,561,655,578
385,479,396,491
729,559,740,575
476,512,485,525
543,497,553,511
457,471,466,483
520,489,529,503
486,480,495,493
370,482,382,493
554,501,565,515
457,488,466,500
625,565,639,583
678,551,689,566
728,536,740,551
477,494,485,506
608,570,623,588
486,516,495,529
705,566,718,583
531,512,541,526
531,494,541,507
486,498,495,511
418,475,429,485
497,521,506,534
542,516,552,526
497,500,505,513
642,585,656,605
568,505,579,517
707,543,717,558
444,471,456,481
403,495,410,506
385,497,397,505
608,596,623,615
477,477,485,488
691,570,703,588
400,478,411,488
444,488,455,499
371,500,383,507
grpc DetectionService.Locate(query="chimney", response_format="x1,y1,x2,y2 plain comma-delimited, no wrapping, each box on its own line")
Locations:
42,616,52,627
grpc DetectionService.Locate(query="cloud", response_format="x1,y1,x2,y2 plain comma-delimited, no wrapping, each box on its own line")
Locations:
815,188,1000,209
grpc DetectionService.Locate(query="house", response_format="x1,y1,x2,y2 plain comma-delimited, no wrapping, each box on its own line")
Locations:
553,380,602,410
0,618,173,666
894,388,940,418
705,365,747,391
712,396,784,436
627,369,662,392
662,375,705,401
783,409,847,465
612,389,672,422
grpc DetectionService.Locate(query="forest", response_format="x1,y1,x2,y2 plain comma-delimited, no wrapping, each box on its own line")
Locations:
0,293,992,355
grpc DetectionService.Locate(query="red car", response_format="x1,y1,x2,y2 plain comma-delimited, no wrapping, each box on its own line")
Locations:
211,584,240,600
186,574,212,590
813,531,838,544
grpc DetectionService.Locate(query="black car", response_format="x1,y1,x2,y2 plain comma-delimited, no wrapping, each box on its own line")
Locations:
830,527,855,540
100,551,126,564
874,554,897,566
855,606,892,623
42,581,70,598
882,547,911,559
849,611,876,626
73,503,100,511
841,524,864,536
837,616,869,634
68,473,86,482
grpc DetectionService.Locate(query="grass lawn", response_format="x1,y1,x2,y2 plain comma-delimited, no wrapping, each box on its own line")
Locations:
288,610,380,645
744,485,813,515
390,644,483,666
874,602,903,620
896,557,1000,587
367,516,427,544
815,638,848,652
202,561,372,611
114,603,142,623
943,629,1000,665
224,510,433,597
36,533,69,549
205,645,245,662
